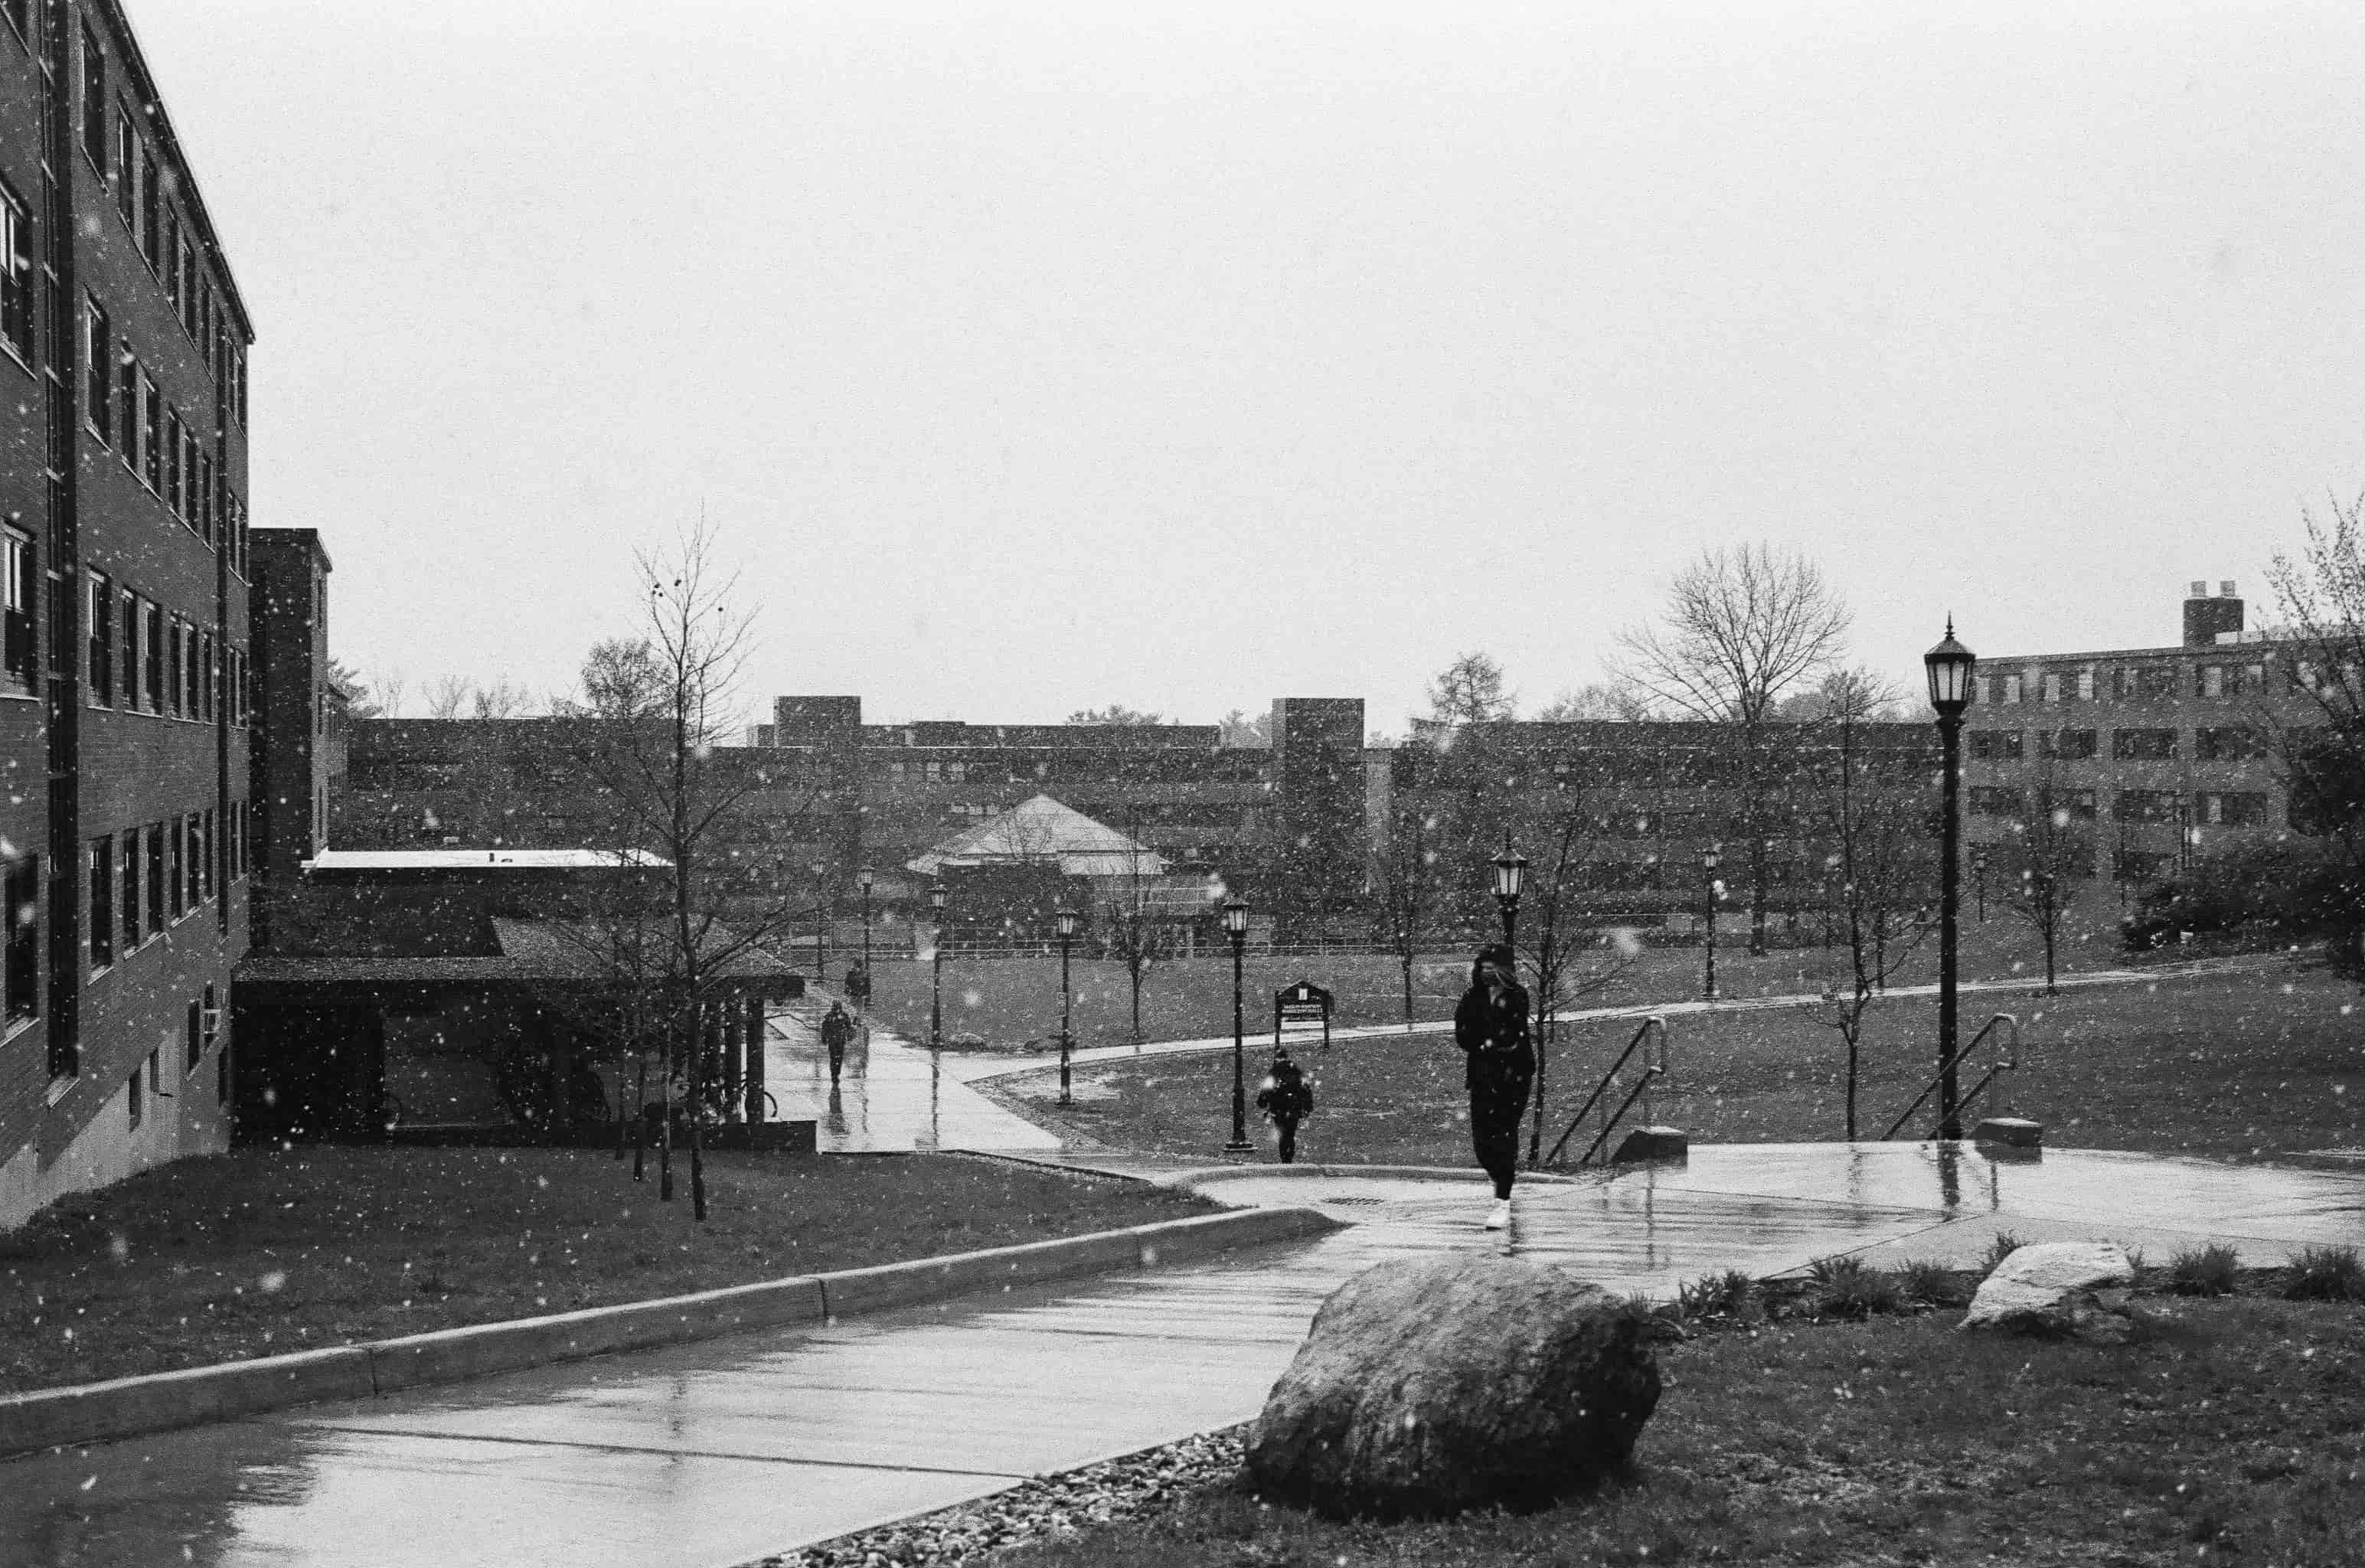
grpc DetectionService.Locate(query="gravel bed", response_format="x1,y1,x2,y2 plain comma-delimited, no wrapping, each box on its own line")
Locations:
746,1426,1245,1568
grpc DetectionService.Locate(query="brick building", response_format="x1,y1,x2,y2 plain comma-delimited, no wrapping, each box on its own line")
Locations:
1960,581,2313,889
1,1,258,1227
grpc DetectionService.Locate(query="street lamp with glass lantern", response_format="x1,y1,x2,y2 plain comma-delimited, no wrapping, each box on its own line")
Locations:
1491,841,1527,948
857,865,876,1046
929,881,948,1052
809,861,829,992
1924,618,1978,1140
1702,843,1723,1000
1223,897,1253,1152
1055,906,1079,1106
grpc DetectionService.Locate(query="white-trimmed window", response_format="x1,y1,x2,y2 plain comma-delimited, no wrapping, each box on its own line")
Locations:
2,527,32,692
0,180,31,364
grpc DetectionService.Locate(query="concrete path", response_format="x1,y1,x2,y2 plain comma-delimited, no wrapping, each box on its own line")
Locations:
763,997,1061,1154
7,1142,2359,1568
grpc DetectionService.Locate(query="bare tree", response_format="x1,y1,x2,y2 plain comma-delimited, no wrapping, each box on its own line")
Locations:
2269,494,2365,929
1426,651,1514,725
1817,693,1935,1139
1369,804,1440,1028
1996,772,2092,994
1517,782,1638,1162
560,522,808,1223
370,668,408,721
1096,841,1174,1044
1218,707,1271,747
1532,681,1656,721
472,678,534,720
1067,704,1162,725
423,675,472,720
1615,544,1851,955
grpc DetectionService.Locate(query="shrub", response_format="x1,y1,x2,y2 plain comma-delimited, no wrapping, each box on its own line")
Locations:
1677,1267,1759,1321
2167,1243,2241,1296
2284,1245,2365,1302
1808,1254,1903,1319
1981,1231,2024,1276
1896,1257,1969,1307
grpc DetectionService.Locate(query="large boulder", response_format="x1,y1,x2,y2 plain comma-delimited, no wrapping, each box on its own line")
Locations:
1961,1240,2140,1344
1242,1255,1661,1519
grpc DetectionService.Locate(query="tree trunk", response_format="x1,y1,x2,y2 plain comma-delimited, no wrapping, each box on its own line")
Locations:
658,1029,675,1202
631,1054,647,1181
1844,1021,1860,1141
1400,950,1414,1029
688,1008,709,1223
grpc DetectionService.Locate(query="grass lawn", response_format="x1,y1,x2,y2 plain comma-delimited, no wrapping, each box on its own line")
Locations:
991,1293,2365,1566
864,905,2152,1052
1009,965,2365,1165
0,1146,1215,1395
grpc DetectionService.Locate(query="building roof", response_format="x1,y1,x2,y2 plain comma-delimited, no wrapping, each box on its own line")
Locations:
302,848,667,874
239,916,796,993
907,794,1170,879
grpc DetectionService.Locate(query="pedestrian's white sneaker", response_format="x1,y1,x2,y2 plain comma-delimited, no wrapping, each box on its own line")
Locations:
1484,1197,1512,1231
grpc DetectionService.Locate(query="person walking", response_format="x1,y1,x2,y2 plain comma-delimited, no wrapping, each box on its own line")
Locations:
1255,1046,1315,1164
819,1001,854,1085
1454,942,1533,1231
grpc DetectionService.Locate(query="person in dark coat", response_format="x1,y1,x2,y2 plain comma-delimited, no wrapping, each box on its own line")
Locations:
1453,942,1533,1230
819,1002,854,1083
1255,1047,1315,1164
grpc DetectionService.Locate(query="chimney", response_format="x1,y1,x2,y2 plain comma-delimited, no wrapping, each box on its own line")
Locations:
2184,580,2244,648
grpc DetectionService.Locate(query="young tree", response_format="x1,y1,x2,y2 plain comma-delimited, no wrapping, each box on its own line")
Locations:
1817,694,1935,1139
1369,805,1440,1028
560,522,808,1223
1531,681,1655,721
1425,651,1514,725
2268,494,2365,939
1995,774,2092,994
1615,544,1851,956
423,675,472,720
1515,782,1638,1162
1217,707,1272,747
1067,704,1162,725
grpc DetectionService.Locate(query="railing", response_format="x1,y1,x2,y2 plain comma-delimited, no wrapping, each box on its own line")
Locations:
1881,1013,2020,1141
1543,1014,1670,1168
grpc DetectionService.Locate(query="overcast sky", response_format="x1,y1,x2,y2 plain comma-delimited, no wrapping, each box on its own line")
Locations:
132,0,2365,735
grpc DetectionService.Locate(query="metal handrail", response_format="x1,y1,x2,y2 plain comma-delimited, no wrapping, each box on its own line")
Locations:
1881,1013,2020,1141
1544,1014,1668,1166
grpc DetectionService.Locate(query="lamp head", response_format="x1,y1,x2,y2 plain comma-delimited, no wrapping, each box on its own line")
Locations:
1054,906,1079,940
1491,844,1528,900
1924,617,1977,715
1221,896,1249,939
929,881,947,913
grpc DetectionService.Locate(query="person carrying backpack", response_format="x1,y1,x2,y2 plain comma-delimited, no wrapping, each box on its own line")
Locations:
1255,1046,1315,1163
819,1001,854,1084
1454,942,1532,1231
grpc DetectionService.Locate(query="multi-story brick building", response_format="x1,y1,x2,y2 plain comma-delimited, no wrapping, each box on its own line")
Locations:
1,1,258,1227
1961,582,2311,889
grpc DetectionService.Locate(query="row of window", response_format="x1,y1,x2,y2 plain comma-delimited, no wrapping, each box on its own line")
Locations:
87,803,247,974
1969,726,2270,763
122,991,228,1132
82,301,248,570
80,568,246,723
1968,787,2269,826
1981,660,2291,707
80,19,249,420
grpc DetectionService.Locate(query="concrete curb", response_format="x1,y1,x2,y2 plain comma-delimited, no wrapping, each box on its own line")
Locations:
0,1204,1338,1459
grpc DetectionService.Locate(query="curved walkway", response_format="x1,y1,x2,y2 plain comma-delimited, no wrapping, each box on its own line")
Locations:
8,1143,2359,1567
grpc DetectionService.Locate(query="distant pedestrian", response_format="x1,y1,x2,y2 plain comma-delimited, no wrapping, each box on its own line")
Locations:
819,1002,854,1083
845,962,872,1009
1255,1047,1315,1164
1454,942,1533,1231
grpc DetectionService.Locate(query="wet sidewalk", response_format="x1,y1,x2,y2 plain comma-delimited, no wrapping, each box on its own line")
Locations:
6,1142,2358,1568
764,997,1062,1154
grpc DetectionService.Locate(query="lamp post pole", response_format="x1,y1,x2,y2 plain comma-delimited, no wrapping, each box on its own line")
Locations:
1702,844,1721,1001
1223,897,1253,1152
929,881,947,1052
1055,907,1078,1107
858,866,874,1048
810,862,828,996
1926,619,1977,1141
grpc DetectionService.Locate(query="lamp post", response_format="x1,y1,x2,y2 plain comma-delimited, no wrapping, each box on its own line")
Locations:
929,881,948,1052
1055,906,1078,1107
857,865,875,1048
1702,844,1721,1001
1971,845,1990,923
1924,618,1978,1141
1223,897,1253,1152
1490,841,1528,949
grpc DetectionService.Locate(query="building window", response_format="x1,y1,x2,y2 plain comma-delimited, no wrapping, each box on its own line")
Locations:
182,621,198,717
201,808,215,900
165,410,182,515
2113,789,2182,824
2194,726,2265,762
2112,727,2177,760
1986,673,2023,705
139,143,158,262
3,527,33,692
115,109,136,226
2053,788,2099,820
2040,671,2066,704
119,828,139,955
168,816,184,918
2197,791,2268,827
143,600,162,710
85,571,113,706
0,181,31,364
142,374,162,492
83,300,110,443
201,630,215,720
185,812,204,907
144,822,162,939
2116,665,2180,700
3,854,37,1028
164,214,181,312
1968,730,2022,761
80,23,107,169
2038,728,2098,760
167,617,184,717
186,998,201,1073
1968,786,2024,816
88,835,113,972
127,1065,142,1129
2076,666,2096,701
